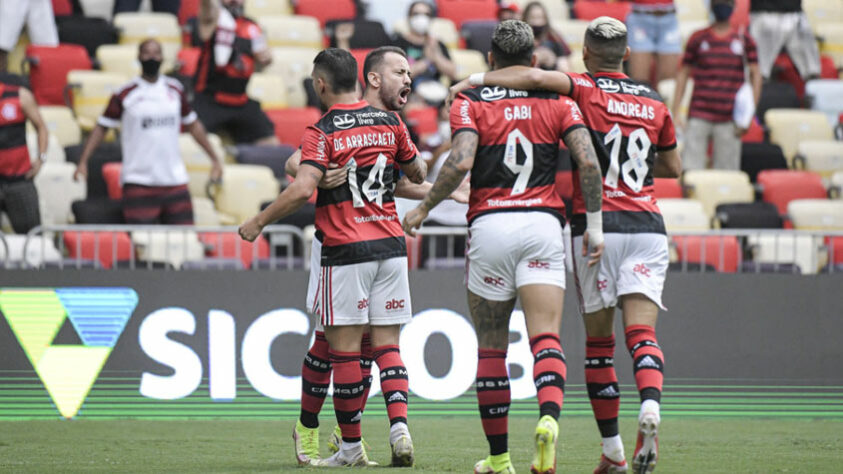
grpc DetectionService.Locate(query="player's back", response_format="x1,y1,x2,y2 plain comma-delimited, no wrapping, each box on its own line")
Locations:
450,85,586,225
567,72,677,236
300,100,418,266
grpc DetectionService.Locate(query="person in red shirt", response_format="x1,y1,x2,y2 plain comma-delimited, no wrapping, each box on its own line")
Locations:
0,80,48,233
193,0,277,145
450,16,682,474
673,0,762,171
404,20,605,474
240,48,427,468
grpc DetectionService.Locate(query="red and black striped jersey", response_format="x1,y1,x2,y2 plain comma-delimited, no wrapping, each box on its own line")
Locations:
567,72,677,236
300,100,418,266
450,86,586,225
0,84,30,179
195,14,266,106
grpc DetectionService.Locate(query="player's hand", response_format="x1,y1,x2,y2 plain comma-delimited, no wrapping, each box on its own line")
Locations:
209,162,223,183
735,126,748,137
25,159,43,180
448,78,472,108
318,163,347,189
402,206,428,237
449,176,470,203
582,230,604,267
238,217,263,242
73,164,87,182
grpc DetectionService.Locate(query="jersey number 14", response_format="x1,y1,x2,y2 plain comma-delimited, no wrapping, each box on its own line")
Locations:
348,154,388,208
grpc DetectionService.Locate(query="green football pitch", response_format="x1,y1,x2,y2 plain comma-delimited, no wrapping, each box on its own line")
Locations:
1,415,840,473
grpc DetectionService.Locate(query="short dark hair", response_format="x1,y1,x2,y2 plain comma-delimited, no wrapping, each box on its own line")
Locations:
363,46,407,85
138,38,160,55
490,20,534,68
408,1,435,17
312,48,359,93
584,17,628,67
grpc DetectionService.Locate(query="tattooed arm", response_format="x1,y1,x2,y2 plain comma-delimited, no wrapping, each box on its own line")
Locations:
402,132,478,236
398,155,428,184
564,127,605,265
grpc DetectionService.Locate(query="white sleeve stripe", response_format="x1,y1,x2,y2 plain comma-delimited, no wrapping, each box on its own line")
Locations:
181,111,198,125
97,116,121,128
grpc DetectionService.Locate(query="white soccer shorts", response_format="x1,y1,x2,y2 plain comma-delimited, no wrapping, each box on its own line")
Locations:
572,233,669,314
466,212,566,301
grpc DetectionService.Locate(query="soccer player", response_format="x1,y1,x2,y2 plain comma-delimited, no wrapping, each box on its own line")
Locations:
239,47,427,467
449,16,682,474
403,20,605,474
287,46,467,468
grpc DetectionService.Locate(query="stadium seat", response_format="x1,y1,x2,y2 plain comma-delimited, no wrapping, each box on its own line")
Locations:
832,171,843,198
213,164,280,223
55,15,120,59
552,20,590,51
678,20,709,49
657,198,710,231
765,109,834,163
788,199,843,230
247,73,288,109
676,0,710,22
715,202,783,229
199,232,270,269
66,70,129,131
819,54,839,79
78,0,114,20
803,0,843,26
260,15,323,49
747,234,825,274
405,107,439,136
176,47,201,78
25,131,65,163
805,80,843,126
757,170,827,216
512,0,569,21
25,44,92,105
654,178,683,200
113,12,181,45
393,18,460,49
554,170,573,200
294,0,356,27
793,140,843,180
33,162,86,225
179,133,226,170
826,236,843,266
682,170,754,219
36,105,80,147
451,49,488,80
266,47,320,108
740,142,788,183
96,44,177,77
65,141,122,199
178,0,200,25
63,231,133,269
756,81,800,125
741,118,764,143
71,198,124,224
245,0,292,17
350,48,374,84
573,0,630,21
234,144,295,179
101,162,122,200
461,20,498,58
657,78,693,119
0,234,62,268
673,235,741,273
266,107,322,147
437,0,498,29
191,196,221,226
131,230,205,268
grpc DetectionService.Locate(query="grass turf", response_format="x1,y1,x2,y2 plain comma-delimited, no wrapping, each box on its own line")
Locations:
0,416,840,472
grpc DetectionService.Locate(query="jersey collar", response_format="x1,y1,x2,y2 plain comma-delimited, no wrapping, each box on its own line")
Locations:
591,71,629,80
329,100,368,111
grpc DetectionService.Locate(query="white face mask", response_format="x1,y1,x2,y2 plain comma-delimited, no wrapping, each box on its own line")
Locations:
409,14,431,35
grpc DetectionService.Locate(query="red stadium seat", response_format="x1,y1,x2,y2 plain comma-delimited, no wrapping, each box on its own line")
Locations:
295,0,356,27
820,55,838,80
25,44,92,106
199,232,270,269
177,47,201,77
406,106,439,136
102,162,122,200
654,178,682,199
63,231,133,269
437,0,498,29
757,170,827,215
573,0,631,21
350,48,374,85
554,170,574,200
827,236,843,264
52,0,73,16
673,235,741,273
266,107,323,147
178,0,199,25
741,118,764,143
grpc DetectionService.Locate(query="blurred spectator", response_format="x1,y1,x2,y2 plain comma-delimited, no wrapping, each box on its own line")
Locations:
626,0,682,85
392,1,457,86
750,0,820,80
114,0,180,16
74,40,222,225
0,0,59,73
331,19,392,50
193,0,278,145
497,1,520,22
674,0,762,171
0,78,48,233
362,0,413,35
522,1,571,72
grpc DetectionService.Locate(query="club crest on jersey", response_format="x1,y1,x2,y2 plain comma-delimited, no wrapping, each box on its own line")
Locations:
1,103,17,120
596,78,620,93
333,113,356,130
480,86,507,101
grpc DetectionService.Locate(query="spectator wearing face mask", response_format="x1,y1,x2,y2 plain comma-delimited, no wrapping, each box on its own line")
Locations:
522,1,571,72
392,1,457,86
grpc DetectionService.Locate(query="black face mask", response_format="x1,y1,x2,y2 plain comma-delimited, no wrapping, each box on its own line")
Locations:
225,4,244,17
712,3,734,21
531,24,547,38
140,58,161,76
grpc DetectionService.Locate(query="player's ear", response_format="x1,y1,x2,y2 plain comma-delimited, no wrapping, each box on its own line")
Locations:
582,45,590,62
367,71,380,88
530,52,538,68
622,46,631,62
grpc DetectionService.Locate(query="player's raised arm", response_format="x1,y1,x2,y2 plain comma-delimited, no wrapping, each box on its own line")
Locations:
284,148,347,188
394,174,470,203
449,66,573,103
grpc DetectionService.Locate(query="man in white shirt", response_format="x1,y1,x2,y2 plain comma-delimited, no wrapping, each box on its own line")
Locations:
74,39,222,224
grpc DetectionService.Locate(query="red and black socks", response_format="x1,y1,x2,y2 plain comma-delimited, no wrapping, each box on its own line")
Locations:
585,335,621,438
530,333,567,420
330,350,365,442
373,345,409,427
476,349,511,455
359,333,374,413
300,331,331,429
625,325,664,404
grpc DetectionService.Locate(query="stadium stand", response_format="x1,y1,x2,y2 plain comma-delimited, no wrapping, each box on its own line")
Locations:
793,140,843,180
234,144,295,180
63,231,133,268
65,70,128,130
101,162,122,200
55,15,119,58
191,197,222,226
740,142,789,183
35,105,81,147
247,73,289,110
265,47,320,108
461,20,498,58
658,198,710,232
245,0,293,17
755,82,800,125
25,44,92,106
199,231,271,269
393,18,460,49
805,80,843,126
450,48,488,80
654,178,683,200
131,230,205,268
682,170,755,219
658,78,693,120
294,0,356,27
437,0,498,29
765,109,834,164
112,12,181,45
34,161,87,225
572,0,630,22
266,107,322,148
212,164,280,223
788,199,843,230
715,202,784,229
260,15,323,49
673,235,741,273
757,170,828,218
179,133,226,170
